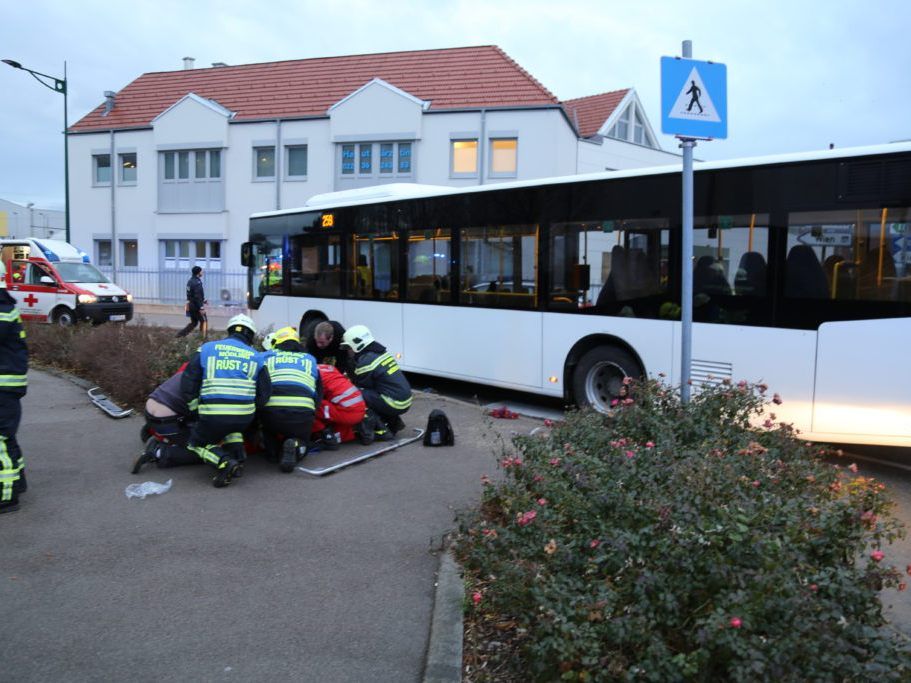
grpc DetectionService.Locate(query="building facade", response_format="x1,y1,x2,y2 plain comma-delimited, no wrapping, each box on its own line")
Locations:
0,198,65,240
67,46,676,301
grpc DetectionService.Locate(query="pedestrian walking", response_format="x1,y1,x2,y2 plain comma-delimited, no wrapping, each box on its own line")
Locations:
176,265,208,338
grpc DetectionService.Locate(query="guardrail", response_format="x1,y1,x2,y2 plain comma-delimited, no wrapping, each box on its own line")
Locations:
98,268,247,305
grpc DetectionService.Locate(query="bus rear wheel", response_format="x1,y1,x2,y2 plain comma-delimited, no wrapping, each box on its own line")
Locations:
571,346,641,413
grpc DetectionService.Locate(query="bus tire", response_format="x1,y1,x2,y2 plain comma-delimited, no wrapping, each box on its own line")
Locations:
52,306,76,327
571,346,641,413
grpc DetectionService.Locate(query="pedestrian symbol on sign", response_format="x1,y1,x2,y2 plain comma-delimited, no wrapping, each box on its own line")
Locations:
669,67,721,123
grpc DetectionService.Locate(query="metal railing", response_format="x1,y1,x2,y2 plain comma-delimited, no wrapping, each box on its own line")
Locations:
98,268,247,305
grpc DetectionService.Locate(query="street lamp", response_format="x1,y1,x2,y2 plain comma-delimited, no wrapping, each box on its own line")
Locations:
3,58,69,243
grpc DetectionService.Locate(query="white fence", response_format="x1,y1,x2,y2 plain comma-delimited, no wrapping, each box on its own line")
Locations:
98,268,247,305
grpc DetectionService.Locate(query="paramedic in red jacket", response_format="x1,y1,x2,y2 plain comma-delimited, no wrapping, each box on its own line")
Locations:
311,364,366,447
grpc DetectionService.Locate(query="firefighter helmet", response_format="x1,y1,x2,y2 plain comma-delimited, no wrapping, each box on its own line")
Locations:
227,313,257,337
340,324,374,353
263,325,298,350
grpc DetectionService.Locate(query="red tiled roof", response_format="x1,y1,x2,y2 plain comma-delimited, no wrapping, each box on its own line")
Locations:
71,46,561,132
562,89,630,138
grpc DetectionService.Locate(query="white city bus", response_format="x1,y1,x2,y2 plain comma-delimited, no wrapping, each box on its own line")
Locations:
243,143,911,447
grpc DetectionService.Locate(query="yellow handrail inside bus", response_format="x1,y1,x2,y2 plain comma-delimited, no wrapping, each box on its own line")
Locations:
831,259,848,299
878,208,888,286
748,213,756,252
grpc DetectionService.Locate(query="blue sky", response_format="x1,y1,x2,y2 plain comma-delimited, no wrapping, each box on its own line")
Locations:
1,0,908,210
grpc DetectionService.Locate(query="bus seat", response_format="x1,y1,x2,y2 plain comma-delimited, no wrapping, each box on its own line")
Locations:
734,251,767,296
595,245,627,308
785,245,828,299
694,256,731,296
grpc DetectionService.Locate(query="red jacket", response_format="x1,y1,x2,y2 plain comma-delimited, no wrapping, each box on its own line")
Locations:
312,364,366,440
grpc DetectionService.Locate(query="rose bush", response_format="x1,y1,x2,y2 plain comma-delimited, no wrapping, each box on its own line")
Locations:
455,379,909,681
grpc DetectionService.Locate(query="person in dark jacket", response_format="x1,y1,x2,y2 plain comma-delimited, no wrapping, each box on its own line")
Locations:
131,363,202,473
302,319,350,376
0,261,28,514
340,324,412,443
181,314,271,487
257,326,321,472
176,265,208,338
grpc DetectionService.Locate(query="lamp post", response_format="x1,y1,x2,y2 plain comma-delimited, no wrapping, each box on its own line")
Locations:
3,59,69,243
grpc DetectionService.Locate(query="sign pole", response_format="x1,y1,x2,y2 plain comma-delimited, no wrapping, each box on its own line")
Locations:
679,39,695,403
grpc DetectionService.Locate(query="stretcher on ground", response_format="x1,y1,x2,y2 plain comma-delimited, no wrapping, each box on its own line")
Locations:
297,428,424,476
88,387,133,418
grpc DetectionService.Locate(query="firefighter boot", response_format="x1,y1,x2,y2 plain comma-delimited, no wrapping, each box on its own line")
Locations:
320,430,340,451
132,437,160,474
388,415,406,435
355,414,376,446
212,457,241,488
280,438,299,473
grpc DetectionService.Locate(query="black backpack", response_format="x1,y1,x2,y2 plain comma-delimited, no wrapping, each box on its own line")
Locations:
423,409,455,447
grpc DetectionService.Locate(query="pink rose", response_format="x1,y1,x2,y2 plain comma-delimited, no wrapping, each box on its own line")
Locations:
472,591,482,605
729,617,742,628
871,550,885,562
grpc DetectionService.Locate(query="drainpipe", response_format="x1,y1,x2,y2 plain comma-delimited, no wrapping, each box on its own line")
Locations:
275,119,282,210
478,109,486,185
110,129,117,283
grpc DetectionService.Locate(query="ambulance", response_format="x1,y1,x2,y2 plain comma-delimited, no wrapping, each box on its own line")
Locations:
0,238,133,325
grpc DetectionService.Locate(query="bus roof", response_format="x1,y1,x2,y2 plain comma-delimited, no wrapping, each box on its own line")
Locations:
251,140,911,219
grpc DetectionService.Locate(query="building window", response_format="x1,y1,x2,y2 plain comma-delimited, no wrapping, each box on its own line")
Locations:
95,239,112,266
121,239,138,268
338,142,414,180
119,153,137,184
159,149,224,213
162,239,222,270
286,145,308,179
633,111,646,145
254,146,275,179
451,140,478,177
489,139,518,178
93,154,111,185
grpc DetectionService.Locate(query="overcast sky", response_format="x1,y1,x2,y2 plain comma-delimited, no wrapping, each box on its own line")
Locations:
1,0,908,210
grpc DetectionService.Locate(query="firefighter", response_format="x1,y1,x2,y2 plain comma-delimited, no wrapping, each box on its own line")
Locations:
0,261,28,514
310,363,367,449
181,314,270,487
258,327,321,472
339,324,412,442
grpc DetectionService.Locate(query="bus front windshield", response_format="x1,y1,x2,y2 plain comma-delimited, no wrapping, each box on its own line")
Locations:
249,239,284,308
54,262,110,283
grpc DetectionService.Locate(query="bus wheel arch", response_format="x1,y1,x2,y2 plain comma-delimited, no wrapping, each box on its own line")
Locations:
565,336,644,412
52,306,76,327
298,309,329,340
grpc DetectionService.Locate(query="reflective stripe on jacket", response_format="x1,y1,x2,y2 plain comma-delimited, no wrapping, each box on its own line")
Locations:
351,344,412,410
259,349,320,412
0,291,28,398
190,337,260,418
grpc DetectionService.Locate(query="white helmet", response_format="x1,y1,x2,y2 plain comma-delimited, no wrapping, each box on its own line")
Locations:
340,324,373,353
227,313,257,337
0,260,6,288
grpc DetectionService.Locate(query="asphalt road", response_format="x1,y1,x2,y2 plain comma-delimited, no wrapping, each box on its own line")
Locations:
1,369,542,681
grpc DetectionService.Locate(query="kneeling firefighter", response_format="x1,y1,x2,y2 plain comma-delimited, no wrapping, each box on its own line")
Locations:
258,326,321,472
340,324,412,442
181,314,271,487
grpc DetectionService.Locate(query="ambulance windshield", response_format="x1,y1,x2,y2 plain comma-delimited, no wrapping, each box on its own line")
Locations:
54,262,110,284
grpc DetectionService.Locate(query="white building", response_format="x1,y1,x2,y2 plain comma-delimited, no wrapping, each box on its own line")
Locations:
0,198,65,240
68,46,676,300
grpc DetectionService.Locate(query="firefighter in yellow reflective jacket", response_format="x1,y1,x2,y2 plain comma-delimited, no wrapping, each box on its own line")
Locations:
0,260,28,513
181,314,271,487
257,326,321,472
340,324,412,443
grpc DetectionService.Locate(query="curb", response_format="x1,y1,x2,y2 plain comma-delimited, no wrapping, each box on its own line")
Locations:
423,550,465,683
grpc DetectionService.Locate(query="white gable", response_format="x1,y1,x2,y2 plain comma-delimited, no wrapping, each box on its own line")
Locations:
152,92,233,145
329,78,426,142
599,89,660,149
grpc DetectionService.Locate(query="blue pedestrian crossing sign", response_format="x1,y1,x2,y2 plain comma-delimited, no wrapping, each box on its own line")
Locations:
661,56,727,139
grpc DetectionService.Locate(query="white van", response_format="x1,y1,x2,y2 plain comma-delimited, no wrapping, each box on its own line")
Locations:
0,238,133,325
